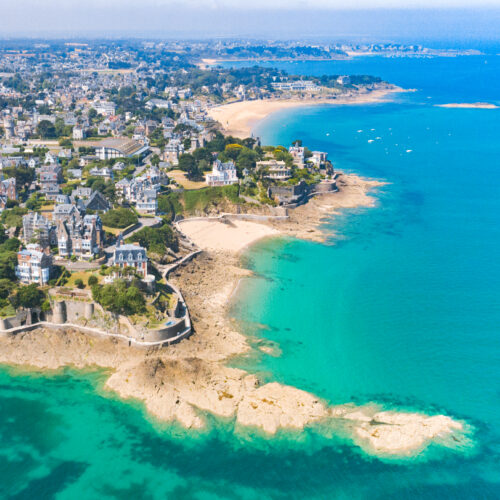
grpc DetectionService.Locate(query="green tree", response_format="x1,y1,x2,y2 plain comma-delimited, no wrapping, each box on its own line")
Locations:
101,208,138,229
178,153,196,172
0,223,7,245
151,154,160,167
0,278,14,299
3,166,35,189
193,147,213,164
224,144,243,161
14,284,45,309
92,279,145,316
127,223,179,255
37,120,57,139
0,252,17,281
88,275,98,287
1,238,21,252
26,193,44,211
236,148,258,174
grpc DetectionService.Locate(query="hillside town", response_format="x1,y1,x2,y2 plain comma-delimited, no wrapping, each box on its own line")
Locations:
0,39,383,344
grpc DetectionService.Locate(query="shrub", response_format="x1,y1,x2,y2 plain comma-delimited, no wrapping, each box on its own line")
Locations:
41,300,52,312
88,275,98,286
75,278,84,289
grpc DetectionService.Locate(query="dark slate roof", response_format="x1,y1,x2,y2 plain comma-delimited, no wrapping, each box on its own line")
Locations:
114,244,147,262
84,191,110,211
54,204,77,215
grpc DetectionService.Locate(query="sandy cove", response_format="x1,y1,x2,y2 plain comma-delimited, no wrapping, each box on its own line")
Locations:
177,172,388,251
208,86,404,139
0,173,472,458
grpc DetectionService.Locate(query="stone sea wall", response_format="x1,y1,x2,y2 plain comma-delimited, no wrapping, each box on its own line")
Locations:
0,297,192,348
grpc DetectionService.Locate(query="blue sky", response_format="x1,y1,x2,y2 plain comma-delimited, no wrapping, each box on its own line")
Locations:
6,0,500,7
1,1,500,40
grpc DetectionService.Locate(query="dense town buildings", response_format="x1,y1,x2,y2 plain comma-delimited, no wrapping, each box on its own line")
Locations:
0,38,345,329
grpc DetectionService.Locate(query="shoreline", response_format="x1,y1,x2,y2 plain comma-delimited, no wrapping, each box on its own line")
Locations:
196,57,348,68
435,102,498,109
0,172,472,459
207,86,404,139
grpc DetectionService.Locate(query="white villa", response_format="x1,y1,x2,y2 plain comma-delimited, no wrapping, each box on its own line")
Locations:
256,159,292,181
16,244,52,285
205,160,238,187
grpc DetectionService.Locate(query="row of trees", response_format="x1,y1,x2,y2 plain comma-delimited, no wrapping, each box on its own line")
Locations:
36,118,73,139
176,132,259,180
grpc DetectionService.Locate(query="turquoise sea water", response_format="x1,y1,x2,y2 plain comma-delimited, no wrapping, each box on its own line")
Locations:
3,56,500,498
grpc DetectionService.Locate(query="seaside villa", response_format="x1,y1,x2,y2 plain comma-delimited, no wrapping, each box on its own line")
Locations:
289,144,306,167
256,159,292,181
15,244,52,285
205,160,238,186
112,236,148,279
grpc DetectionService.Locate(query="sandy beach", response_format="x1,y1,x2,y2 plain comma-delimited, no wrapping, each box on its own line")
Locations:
436,102,499,109
176,173,387,250
0,172,471,458
208,86,404,138
177,218,279,253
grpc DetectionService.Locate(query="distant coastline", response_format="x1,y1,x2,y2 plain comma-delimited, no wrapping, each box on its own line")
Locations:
196,56,347,68
197,48,482,68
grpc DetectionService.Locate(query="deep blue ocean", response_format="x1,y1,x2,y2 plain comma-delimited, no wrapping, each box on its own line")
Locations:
2,55,500,498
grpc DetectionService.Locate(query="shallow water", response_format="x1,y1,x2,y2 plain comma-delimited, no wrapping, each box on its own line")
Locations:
2,55,500,498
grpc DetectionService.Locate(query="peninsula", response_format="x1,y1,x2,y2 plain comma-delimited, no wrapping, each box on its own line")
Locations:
0,38,471,461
